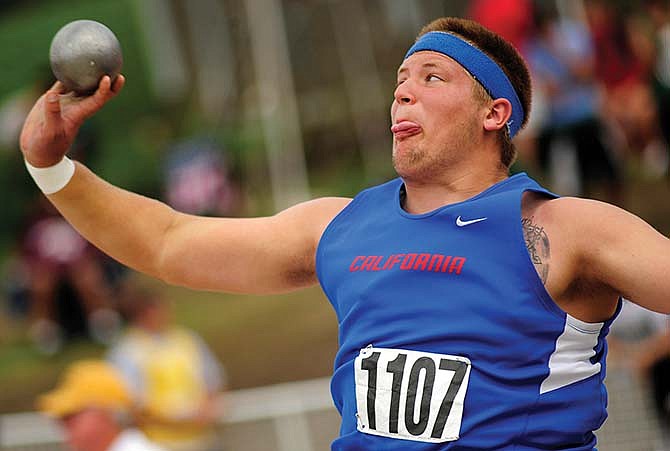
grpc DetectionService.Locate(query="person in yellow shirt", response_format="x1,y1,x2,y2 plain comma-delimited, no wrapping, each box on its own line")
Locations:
107,286,225,451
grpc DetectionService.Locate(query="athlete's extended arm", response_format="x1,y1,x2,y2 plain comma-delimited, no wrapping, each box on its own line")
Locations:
20,77,350,294
556,198,670,315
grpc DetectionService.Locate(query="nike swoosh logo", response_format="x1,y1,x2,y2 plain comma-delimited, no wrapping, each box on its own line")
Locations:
456,216,487,227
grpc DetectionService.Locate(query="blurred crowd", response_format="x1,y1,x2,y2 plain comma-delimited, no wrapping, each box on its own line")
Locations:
23,268,229,451
471,0,670,203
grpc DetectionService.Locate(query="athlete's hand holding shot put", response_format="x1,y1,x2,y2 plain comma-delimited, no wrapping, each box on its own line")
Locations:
21,76,124,167
20,16,670,450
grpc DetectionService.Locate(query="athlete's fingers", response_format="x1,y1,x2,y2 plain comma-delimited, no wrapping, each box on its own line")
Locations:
51,80,69,95
75,76,115,120
43,89,63,130
111,74,125,94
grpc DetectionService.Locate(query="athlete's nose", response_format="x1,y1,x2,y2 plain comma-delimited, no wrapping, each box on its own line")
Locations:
394,80,416,105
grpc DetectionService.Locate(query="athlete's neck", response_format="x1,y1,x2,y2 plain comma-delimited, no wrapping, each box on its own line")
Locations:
401,167,508,214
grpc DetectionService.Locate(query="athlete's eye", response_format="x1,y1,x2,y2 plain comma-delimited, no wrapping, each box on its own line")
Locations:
396,79,406,87
426,74,443,82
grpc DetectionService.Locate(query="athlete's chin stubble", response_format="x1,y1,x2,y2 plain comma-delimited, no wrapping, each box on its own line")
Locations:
393,144,448,180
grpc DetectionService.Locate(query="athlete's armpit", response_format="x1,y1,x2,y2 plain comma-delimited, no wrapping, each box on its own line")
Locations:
522,216,550,284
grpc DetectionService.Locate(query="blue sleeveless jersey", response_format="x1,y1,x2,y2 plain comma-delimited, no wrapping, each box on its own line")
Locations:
316,173,620,450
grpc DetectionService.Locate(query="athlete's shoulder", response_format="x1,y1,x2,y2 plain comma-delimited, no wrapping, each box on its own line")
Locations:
524,194,653,252
275,196,351,216
274,197,352,244
305,179,401,220
530,195,633,225
288,197,353,220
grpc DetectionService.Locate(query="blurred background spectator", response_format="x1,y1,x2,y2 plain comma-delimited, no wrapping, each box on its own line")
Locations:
162,137,240,217
609,300,670,451
38,359,166,451
585,0,668,179
526,3,623,200
644,0,670,176
637,328,670,450
108,283,226,451
20,196,121,355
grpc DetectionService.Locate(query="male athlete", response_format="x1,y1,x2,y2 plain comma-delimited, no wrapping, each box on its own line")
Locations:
20,17,670,450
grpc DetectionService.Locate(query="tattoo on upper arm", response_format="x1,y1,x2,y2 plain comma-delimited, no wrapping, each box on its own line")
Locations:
522,216,550,284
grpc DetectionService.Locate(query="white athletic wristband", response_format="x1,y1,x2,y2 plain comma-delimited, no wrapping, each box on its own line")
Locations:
25,156,76,194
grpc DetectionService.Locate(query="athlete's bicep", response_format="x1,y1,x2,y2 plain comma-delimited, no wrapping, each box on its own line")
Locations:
576,199,670,314
157,197,351,294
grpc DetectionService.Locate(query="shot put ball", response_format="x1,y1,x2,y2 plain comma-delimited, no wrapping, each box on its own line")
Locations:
49,20,123,95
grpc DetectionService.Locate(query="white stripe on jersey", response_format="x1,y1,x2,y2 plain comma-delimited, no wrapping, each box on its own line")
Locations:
540,314,603,394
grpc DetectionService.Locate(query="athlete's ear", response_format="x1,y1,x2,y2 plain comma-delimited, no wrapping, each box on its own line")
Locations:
483,98,512,132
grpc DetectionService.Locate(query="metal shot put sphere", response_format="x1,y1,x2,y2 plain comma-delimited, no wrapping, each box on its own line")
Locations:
49,20,123,94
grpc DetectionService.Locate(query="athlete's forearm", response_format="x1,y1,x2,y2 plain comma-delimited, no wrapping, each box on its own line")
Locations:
47,161,177,279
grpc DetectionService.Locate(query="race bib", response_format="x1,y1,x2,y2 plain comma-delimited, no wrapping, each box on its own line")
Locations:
354,346,471,443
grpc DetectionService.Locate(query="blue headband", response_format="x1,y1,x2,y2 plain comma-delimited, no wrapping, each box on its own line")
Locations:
404,31,524,138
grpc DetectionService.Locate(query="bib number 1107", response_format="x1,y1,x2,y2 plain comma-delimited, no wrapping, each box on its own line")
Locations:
354,347,471,443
